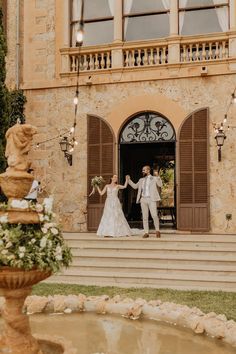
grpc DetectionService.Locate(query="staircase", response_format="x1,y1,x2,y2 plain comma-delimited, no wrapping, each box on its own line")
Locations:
48,232,236,291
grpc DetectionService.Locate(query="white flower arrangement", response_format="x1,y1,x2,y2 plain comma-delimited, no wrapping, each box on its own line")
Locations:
10,199,29,209
0,214,8,223
0,197,72,272
91,176,105,187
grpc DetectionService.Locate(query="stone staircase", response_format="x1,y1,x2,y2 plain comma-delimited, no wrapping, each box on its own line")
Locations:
47,232,236,291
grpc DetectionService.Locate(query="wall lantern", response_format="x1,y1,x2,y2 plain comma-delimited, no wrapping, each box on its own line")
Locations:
215,128,226,162
59,136,73,166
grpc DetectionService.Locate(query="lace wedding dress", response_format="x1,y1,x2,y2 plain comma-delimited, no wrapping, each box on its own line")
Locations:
97,186,132,237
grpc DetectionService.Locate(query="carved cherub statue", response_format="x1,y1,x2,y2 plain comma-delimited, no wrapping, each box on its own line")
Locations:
5,123,37,172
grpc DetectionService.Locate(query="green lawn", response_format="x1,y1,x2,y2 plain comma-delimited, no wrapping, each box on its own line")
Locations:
32,283,236,322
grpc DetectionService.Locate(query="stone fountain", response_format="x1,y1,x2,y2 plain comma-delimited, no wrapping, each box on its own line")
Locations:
0,123,73,354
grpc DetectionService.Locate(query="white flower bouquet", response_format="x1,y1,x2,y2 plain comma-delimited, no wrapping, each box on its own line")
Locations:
91,176,105,187
89,176,105,197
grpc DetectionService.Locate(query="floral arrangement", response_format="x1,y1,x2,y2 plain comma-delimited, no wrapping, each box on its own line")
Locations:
91,175,105,187
0,197,72,272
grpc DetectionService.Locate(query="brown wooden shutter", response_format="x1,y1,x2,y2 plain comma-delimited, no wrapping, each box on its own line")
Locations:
87,116,114,231
177,108,209,231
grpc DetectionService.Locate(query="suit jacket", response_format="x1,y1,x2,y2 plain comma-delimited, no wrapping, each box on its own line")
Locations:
128,175,163,203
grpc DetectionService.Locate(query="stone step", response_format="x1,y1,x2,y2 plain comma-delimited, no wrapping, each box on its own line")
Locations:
63,232,236,243
60,267,236,280
47,274,236,291
67,240,236,251
51,232,236,291
70,258,236,271
71,248,236,260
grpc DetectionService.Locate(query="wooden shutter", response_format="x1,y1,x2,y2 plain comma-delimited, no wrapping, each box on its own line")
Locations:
87,116,114,231
177,108,209,231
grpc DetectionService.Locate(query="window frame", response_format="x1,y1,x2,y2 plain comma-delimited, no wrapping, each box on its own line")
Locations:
122,1,170,42
70,0,114,47
178,1,230,35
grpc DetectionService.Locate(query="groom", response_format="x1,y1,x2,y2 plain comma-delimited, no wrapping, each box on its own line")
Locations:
126,166,162,238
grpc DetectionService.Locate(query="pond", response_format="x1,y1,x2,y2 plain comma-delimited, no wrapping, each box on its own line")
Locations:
22,313,236,354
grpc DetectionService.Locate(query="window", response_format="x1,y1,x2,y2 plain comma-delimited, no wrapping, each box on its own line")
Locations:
123,0,170,41
179,0,229,36
71,0,114,46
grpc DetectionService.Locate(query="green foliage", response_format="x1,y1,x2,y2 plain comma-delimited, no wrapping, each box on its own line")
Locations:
0,199,73,272
0,6,8,174
8,89,26,125
0,7,27,201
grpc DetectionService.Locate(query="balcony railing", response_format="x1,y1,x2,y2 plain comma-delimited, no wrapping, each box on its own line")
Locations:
123,45,168,67
180,37,229,62
60,33,232,75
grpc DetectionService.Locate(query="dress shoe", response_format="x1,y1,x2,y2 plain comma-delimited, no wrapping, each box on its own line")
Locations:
142,233,149,238
156,231,161,238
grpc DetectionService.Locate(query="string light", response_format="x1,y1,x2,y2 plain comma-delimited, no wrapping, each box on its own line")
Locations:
35,0,85,167
213,86,236,162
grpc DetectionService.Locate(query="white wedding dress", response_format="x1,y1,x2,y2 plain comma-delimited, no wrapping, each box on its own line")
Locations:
97,186,132,237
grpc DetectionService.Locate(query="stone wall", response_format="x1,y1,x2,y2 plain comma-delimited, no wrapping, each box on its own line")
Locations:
4,0,236,233
24,74,236,233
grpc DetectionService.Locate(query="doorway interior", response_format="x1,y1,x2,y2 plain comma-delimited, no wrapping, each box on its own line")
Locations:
119,141,176,230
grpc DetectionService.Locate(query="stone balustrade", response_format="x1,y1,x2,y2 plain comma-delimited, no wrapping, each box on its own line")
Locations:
60,33,233,75
123,44,168,67
180,36,229,62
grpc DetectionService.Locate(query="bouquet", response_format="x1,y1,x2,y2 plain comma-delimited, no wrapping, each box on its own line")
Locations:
89,176,105,197
91,176,105,187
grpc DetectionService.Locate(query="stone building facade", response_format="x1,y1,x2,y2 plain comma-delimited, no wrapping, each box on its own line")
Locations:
4,0,236,233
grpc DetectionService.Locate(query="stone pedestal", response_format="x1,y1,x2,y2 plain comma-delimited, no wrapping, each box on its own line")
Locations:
0,268,51,354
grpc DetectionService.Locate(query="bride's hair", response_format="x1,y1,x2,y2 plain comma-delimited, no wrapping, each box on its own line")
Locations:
110,175,118,184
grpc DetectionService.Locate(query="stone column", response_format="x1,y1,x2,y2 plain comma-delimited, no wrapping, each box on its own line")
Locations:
229,0,236,59
170,0,178,36
63,0,70,47
112,0,123,68
230,0,236,31
168,0,180,64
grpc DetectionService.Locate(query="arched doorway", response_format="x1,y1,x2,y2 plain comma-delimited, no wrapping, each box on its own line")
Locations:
119,111,176,229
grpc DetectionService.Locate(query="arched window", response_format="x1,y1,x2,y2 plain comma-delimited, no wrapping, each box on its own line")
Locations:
120,111,175,144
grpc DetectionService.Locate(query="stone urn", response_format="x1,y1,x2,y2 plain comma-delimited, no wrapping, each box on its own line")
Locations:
0,170,33,200
0,267,51,354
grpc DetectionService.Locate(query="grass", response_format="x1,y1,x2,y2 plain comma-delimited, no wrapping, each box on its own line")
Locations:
32,283,236,322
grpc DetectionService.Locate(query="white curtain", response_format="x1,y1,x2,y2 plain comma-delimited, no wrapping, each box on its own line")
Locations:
161,0,170,10
179,0,188,34
108,0,115,16
124,0,133,36
72,0,81,21
212,0,229,32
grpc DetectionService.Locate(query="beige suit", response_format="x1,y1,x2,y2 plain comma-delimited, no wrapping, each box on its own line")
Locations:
129,175,162,233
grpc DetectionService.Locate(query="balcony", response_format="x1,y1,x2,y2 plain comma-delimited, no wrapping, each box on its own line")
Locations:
60,32,236,81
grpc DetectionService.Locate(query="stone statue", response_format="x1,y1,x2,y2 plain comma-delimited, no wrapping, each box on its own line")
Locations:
5,123,37,172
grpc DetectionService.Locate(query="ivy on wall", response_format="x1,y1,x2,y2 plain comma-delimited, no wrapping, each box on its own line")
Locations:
0,6,27,200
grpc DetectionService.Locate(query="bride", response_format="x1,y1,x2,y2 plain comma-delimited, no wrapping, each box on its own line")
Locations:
96,175,131,237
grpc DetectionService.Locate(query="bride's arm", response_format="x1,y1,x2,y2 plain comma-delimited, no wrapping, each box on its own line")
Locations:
118,176,128,190
96,184,107,196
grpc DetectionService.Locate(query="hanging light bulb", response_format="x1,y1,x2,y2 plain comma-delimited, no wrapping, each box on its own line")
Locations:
232,92,236,104
74,140,78,146
223,114,227,124
76,28,84,45
70,127,75,134
73,96,79,105
69,147,74,153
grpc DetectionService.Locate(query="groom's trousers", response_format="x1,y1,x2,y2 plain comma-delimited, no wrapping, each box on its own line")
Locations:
140,196,159,233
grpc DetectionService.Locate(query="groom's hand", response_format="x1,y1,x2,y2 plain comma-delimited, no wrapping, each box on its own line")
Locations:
153,170,159,177
126,175,130,180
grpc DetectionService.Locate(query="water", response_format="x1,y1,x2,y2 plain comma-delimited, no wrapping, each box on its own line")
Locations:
23,313,236,354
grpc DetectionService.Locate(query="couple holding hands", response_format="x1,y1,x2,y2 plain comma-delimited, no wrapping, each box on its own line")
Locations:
95,165,163,239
